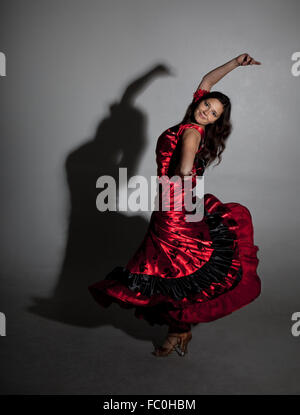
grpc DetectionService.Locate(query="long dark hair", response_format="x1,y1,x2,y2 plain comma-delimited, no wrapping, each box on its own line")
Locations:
181,91,232,168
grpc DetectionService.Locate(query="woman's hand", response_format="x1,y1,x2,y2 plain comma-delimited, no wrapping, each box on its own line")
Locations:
235,53,261,66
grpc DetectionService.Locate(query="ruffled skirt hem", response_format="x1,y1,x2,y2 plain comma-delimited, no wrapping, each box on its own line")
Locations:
88,194,261,326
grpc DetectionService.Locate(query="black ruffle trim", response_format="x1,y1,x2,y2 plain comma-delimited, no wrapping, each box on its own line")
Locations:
104,211,243,301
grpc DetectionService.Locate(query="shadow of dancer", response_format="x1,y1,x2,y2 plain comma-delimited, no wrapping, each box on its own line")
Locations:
26,64,174,342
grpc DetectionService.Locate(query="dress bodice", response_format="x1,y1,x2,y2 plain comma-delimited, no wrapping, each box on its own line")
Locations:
155,122,206,178
155,88,210,178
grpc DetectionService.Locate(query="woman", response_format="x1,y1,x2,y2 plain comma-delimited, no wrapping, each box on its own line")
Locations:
88,53,262,357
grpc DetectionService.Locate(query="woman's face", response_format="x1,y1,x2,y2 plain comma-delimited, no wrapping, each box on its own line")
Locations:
194,98,224,126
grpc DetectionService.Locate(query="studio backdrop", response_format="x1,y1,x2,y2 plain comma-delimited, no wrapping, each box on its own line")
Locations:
0,0,300,395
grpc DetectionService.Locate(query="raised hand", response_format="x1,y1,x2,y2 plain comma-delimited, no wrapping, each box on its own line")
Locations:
235,53,261,66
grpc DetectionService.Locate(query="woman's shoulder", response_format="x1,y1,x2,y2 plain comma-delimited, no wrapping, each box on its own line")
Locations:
177,122,205,137
157,122,205,145
164,122,205,133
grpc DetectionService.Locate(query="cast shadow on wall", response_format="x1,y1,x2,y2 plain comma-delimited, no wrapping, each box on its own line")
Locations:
26,64,173,341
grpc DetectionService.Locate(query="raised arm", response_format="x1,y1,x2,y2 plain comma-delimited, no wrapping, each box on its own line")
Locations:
174,129,201,178
196,53,261,91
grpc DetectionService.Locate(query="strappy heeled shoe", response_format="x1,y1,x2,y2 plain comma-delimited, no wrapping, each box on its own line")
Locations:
152,331,192,357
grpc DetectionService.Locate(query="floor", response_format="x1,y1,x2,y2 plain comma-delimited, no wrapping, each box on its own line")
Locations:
1,270,299,395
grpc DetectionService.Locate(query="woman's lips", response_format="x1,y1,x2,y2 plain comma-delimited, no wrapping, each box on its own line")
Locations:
199,111,206,120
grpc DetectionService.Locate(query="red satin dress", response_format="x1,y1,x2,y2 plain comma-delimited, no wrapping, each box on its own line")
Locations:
88,88,261,331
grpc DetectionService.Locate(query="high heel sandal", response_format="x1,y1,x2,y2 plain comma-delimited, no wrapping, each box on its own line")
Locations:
152,331,192,357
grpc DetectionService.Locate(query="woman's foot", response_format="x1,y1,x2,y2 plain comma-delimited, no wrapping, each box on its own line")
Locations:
152,331,192,357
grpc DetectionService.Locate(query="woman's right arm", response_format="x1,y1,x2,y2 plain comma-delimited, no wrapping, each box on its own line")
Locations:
196,53,261,91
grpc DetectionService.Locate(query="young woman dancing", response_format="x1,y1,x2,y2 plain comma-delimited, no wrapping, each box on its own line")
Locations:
89,53,262,357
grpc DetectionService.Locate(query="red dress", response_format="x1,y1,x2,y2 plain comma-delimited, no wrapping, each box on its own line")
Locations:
88,88,261,329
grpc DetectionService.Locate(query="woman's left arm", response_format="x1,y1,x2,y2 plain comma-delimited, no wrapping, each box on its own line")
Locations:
196,53,261,91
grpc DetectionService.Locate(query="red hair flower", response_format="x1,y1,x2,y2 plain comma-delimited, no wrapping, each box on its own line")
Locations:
193,88,210,103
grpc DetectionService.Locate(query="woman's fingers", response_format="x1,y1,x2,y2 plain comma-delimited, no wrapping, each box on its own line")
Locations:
236,53,261,66
242,55,261,66
242,55,251,65
252,58,261,65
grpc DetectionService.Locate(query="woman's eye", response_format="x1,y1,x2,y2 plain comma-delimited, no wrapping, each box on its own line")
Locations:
213,112,217,117
204,102,208,106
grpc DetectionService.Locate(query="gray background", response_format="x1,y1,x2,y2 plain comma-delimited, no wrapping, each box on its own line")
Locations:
1,0,300,394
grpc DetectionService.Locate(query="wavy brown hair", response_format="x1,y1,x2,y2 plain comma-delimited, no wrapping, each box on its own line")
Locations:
181,91,232,168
